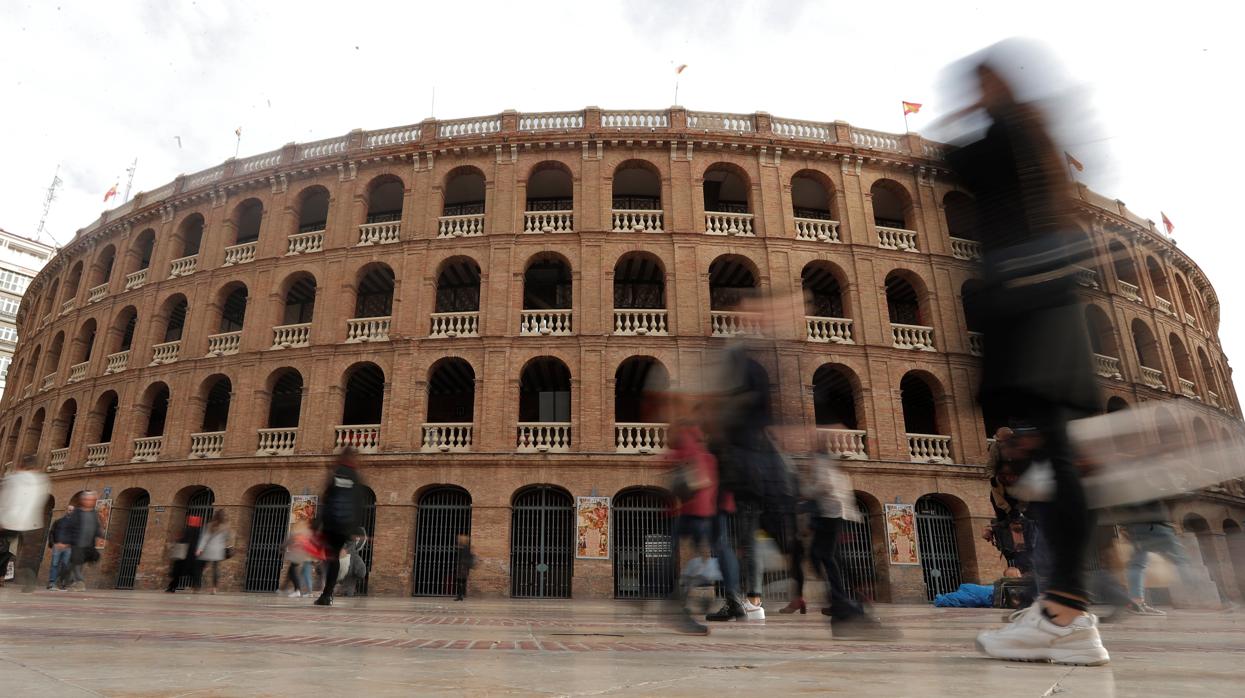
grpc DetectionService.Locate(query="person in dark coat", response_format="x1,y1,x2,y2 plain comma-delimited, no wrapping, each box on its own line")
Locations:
165,515,204,592
61,491,103,591
47,504,75,590
315,447,365,606
453,533,474,601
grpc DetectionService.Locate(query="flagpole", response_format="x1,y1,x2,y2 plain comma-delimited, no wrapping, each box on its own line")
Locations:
234,131,242,159
674,76,680,106
122,158,138,203
903,112,910,133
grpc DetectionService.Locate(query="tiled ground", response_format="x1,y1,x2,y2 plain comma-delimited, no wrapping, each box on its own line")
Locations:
0,589,1241,696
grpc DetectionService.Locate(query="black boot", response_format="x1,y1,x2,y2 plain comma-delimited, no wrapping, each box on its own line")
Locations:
705,598,746,622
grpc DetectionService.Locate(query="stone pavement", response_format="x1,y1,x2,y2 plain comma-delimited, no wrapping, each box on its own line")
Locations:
0,589,1241,697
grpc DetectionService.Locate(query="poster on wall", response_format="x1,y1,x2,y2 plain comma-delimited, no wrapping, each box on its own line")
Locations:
95,499,113,550
884,503,919,565
575,496,611,559
289,495,318,530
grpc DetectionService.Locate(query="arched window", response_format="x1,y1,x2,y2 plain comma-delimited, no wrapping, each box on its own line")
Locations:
525,163,573,212
280,273,317,326
943,192,976,241
791,171,834,220
871,180,913,230
708,254,757,311
424,359,475,452
91,245,116,290
3,417,21,464
62,261,84,306
442,168,486,217
612,162,662,232
23,345,41,389
519,357,571,424
1131,320,1161,371
140,383,170,438
613,253,665,310
901,372,950,463
1146,256,1172,308
521,255,572,335
702,165,749,213
1085,306,1118,358
71,319,96,368
233,199,263,245
260,369,303,456
44,331,65,381
813,364,859,428
1107,240,1139,292
199,375,233,433
297,187,330,234
342,363,385,426
42,279,60,319
1169,334,1196,395
1175,275,1198,326
365,176,404,224
886,272,932,350
215,284,248,335
53,398,77,451
127,229,156,275
90,391,119,447
614,356,669,438
434,258,481,313
802,262,846,318
354,264,394,318
176,213,205,258
20,408,45,460
154,294,189,355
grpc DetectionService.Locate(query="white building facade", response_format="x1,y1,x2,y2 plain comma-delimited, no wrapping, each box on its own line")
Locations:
0,228,55,398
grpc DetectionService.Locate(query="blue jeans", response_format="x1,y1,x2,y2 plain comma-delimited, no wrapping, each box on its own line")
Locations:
735,500,763,597
714,513,742,603
48,547,71,587
1125,522,1193,600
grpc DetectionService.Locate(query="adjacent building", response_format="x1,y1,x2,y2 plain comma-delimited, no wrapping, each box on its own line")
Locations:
0,228,55,399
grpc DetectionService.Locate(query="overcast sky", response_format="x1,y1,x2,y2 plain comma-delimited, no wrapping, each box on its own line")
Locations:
2,0,1241,395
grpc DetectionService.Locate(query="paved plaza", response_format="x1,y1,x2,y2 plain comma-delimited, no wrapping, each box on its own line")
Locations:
0,589,1241,696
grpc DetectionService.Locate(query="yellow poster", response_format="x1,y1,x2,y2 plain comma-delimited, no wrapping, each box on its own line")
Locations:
884,503,919,565
575,496,610,559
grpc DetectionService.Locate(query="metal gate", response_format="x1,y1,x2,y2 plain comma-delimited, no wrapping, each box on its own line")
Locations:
412,487,472,596
357,488,376,595
115,494,150,590
177,489,215,590
836,497,877,602
244,488,291,592
916,496,962,601
613,489,673,599
510,486,574,598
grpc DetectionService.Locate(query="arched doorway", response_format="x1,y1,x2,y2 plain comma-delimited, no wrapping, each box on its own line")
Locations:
916,496,963,600
510,486,574,598
177,489,215,590
114,492,151,590
356,486,377,595
412,487,473,596
244,487,291,592
612,488,673,599
838,495,878,602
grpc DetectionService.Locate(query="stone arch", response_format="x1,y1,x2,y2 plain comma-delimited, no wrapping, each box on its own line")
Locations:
871,178,915,230
791,168,836,220
364,174,405,223
702,161,751,213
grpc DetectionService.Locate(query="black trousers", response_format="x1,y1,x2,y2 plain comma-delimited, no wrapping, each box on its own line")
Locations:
319,531,349,599
808,517,865,620
454,577,467,599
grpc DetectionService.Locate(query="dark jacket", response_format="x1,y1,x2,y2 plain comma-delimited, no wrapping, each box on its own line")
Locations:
48,515,75,546
320,466,364,535
455,542,475,578
63,508,101,550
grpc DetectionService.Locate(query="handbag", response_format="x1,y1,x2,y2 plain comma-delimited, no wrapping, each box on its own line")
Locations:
170,543,188,561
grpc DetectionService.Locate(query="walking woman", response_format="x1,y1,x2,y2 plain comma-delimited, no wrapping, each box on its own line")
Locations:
196,511,231,595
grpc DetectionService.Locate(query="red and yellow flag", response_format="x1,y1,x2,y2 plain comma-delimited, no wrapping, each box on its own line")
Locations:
675,64,688,75
902,101,922,115
1064,151,1084,172
103,183,118,202
1161,211,1175,235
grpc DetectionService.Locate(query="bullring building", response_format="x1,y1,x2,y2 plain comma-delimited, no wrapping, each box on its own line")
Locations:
2,107,1243,603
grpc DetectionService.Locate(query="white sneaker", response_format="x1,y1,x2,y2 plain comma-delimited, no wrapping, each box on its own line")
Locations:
975,604,1109,666
288,590,302,598
743,601,765,621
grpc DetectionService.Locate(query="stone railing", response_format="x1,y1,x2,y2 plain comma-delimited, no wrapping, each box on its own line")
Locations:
189,431,225,458
222,241,257,266
1184,311,1197,327
1179,378,1198,399
150,340,181,365
438,116,501,139
60,298,75,316
421,423,473,452
906,433,952,463
705,211,755,236
438,214,485,238
39,373,55,391
517,422,572,452
335,424,381,453
105,350,130,374
358,220,401,245
67,361,89,383
430,311,479,338
950,237,982,261
271,323,311,349
132,436,164,462
345,316,391,343
257,427,298,455
186,164,225,189
1209,391,1222,408
365,124,421,148
611,209,663,233
20,384,32,399
519,111,584,131
1141,366,1166,390
615,423,668,454
1072,266,1100,289
1155,296,1174,315
124,269,147,291
1118,280,1141,301
794,217,840,242
286,230,323,255
614,309,668,336
805,316,854,344
772,118,834,141
891,323,936,351
168,254,198,278
1093,353,1123,379
601,110,669,128
520,309,573,336
85,443,109,466
711,310,762,337
49,447,68,471
523,210,573,234
39,312,51,329
296,135,349,161
877,226,918,251
851,127,906,152
206,331,242,356
237,149,282,174
819,428,868,460
88,284,108,304
686,111,754,132
967,331,985,356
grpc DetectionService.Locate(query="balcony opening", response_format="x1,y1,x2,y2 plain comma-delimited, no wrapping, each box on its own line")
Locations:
1176,274,1197,323
435,258,481,313
1108,241,1139,288
267,369,304,428
525,163,573,212
442,168,486,217
523,255,572,310
178,213,205,256
128,228,156,274
54,398,76,449
200,375,232,432
1169,333,1195,385
871,180,913,230
113,307,138,353
281,273,317,324
427,358,475,423
1085,305,1118,357
1199,349,1218,398
63,261,84,303
297,186,330,233
614,356,668,423
612,162,661,211
613,253,665,310
91,245,116,288
802,262,846,318
1146,256,1171,302
708,254,758,311
885,272,923,325
342,363,385,425
23,345,41,387
702,165,749,213
1106,396,1128,413
140,382,170,438
46,331,64,377
1154,406,1182,447
961,279,985,333
943,192,976,240
21,408,45,460
43,279,60,317
73,319,96,364
158,295,189,343
3,418,19,464
92,391,119,443
234,199,263,245
366,176,404,224
791,171,834,220
519,357,571,422
1131,320,1160,369
900,372,939,435
354,264,394,318
813,364,859,429
217,284,249,332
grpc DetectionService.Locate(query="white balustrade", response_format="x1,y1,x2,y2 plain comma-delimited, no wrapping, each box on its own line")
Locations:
358,221,401,245
615,423,669,454
906,433,952,463
1185,312,1197,327
429,312,479,338
1209,391,1222,408
611,209,664,233
132,436,163,462
520,309,573,336
705,211,754,236
772,118,834,141
296,136,348,161
345,316,391,343
421,423,474,452
67,361,89,383
365,124,421,148
1179,378,1198,399
1118,280,1141,301
189,431,225,458
237,149,282,174
794,217,840,242
437,214,485,238
1093,353,1123,379
39,373,55,391
517,422,572,452
1141,366,1166,390
21,384,32,399
711,311,762,337
60,299,75,315
851,127,905,152
922,141,949,159
271,323,311,348
186,164,225,189
891,323,936,351
518,112,584,131
39,313,51,328
286,230,323,255
124,269,147,290
613,309,668,336
601,110,669,128
1072,266,1100,289
950,237,982,261
819,428,868,460
257,427,298,455
523,210,573,233
1156,296,1174,315
686,111,753,132
105,350,130,374
877,226,918,251
805,316,854,344
335,425,381,453
85,443,110,465
150,340,181,365
206,331,242,356
49,447,68,471
967,331,985,356
88,284,108,304
222,241,257,266
438,117,501,138
168,255,198,278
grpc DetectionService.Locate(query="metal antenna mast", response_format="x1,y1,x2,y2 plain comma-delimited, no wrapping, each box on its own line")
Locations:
122,158,138,203
35,166,63,246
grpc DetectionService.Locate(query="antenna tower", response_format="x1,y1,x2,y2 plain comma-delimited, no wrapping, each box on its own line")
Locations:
35,166,63,246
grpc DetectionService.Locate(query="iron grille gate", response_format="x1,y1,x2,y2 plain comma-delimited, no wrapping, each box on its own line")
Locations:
613,489,673,599
836,498,877,602
510,487,574,598
177,489,215,589
115,494,150,590
412,488,472,596
916,497,962,601
356,491,376,595
244,488,291,592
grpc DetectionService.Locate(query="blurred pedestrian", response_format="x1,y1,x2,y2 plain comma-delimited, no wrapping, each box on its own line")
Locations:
665,409,718,635
165,515,203,593
314,447,365,606
336,527,369,597
61,490,103,592
196,511,232,595
453,533,474,601
46,504,74,590
279,521,316,598
0,456,50,592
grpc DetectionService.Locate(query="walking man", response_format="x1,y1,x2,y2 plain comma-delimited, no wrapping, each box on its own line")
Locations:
0,457,51,592
315,447,365,606
47,504,75,590
61,490,104,591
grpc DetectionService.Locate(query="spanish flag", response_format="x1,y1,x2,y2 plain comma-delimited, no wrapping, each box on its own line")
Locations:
675,64,687,75
902,101,922,115
103,183,118,202
1065,151,1084,172
1161,211,1175,235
